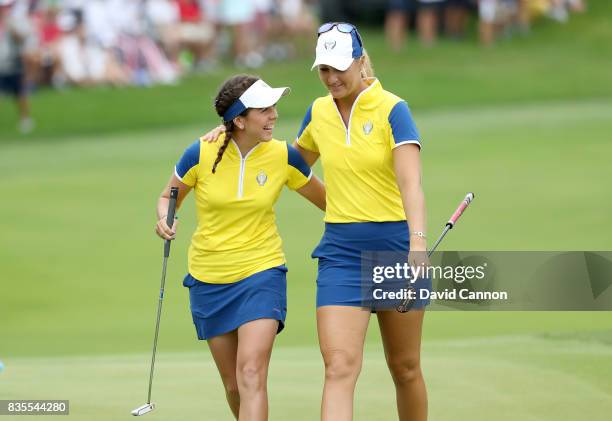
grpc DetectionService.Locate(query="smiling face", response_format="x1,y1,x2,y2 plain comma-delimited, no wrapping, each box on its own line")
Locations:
235,105,278,142
317,58,364,100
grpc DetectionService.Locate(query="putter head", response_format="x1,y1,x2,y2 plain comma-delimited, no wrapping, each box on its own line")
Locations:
396,287,416,313
131,403,155,416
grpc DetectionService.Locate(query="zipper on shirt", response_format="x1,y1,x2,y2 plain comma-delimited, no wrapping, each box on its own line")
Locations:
331,81,377,146
232,140,259,199
238,156,246,198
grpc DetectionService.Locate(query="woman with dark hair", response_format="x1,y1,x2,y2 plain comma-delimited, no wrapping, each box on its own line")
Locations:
155,74,325,420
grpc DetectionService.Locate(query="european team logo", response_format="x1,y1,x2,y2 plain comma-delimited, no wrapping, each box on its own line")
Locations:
363,121,373,135
256,170,268,186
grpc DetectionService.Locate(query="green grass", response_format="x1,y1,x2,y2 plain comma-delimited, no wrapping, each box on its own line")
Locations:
1,336,611,420
1,0,612,139
1,4,612,419
1,98,611,359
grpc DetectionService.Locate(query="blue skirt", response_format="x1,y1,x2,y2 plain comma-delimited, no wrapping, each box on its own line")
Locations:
313,222,431,310
183,265,288,340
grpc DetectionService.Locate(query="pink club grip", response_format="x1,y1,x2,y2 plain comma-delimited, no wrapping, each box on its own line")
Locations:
447,192,475,228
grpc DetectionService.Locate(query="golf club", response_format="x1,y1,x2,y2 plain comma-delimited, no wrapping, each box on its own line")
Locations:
132,187,179,416
396,192,475,313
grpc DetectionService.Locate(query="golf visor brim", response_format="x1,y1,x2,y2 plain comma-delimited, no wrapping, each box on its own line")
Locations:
223,80,290,122
311,55,354,72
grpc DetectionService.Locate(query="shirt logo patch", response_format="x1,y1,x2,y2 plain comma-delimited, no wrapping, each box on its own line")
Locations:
363,121,373,135
256,170,268,186
324,40,336,50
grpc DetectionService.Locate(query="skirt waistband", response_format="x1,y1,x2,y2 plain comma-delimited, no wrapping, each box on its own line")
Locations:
323,221,409,241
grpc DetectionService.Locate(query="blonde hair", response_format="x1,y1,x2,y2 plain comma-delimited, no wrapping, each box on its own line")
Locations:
360,49,375,79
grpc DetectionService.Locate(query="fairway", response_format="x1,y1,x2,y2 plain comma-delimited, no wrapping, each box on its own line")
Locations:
1,95,612,419
1,336,612,420
1,98,611,355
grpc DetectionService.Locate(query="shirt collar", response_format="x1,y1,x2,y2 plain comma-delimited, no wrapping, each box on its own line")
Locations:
323,78,384,113
346,78,383,111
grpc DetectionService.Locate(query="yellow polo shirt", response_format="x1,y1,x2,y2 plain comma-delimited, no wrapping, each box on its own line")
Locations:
296,78,421,223
175,136,312,283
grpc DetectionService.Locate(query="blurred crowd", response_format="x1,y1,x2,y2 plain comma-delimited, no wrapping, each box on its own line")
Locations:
1,0,315,132
1,0,588,133
1,0,316,86
385,0,588,49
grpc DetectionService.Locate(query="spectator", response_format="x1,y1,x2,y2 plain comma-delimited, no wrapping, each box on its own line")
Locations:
57,10,110,86
517,0,530,33
175,0,216,71
35,1,63,85
146,0,182,65
568,0,586,12
385,0,416,51
251,0,273,60
417,0,445,46
106,0,177,85
385,0,448,48
203,0,261,68
0,0,35,132
261,0,317,60
478,0,499,46
546,0,586,22
444,0,473,39
479,0,524,45
277,0,316,37
14,1,40,100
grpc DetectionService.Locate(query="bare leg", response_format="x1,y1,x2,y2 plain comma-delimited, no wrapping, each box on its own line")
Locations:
17,90,34,133
479,20,495,46
17,94,30,121
417,9,438,46
207,331,240,419
318,306,371,421
236,319,278,421
445,4,468,38
385,11,408,51
479,0,496,46
232,23,250,60
517,0,531,32
377,309,427,421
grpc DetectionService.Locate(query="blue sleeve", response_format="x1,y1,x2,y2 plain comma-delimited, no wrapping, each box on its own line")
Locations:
175,139,200,178
287,143,312,178
296,103,313,139
388,101,421,147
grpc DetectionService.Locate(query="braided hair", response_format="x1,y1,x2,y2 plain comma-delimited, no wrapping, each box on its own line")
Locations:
212,75,259,174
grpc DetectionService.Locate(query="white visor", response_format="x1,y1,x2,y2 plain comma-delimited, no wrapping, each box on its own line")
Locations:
223,79,290,122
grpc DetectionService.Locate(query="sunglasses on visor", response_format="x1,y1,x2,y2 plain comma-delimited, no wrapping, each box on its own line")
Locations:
317,22,363,48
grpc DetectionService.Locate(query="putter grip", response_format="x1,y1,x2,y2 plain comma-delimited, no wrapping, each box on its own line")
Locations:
164,187,179,257
166,187,179,228
447,192,475,228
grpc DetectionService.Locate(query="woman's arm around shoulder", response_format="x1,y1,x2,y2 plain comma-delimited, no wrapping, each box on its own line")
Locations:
296,175,326,211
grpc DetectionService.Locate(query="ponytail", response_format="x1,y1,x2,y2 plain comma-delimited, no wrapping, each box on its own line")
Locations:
361,49,375,79
212,124,233,174
211,74,259,173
